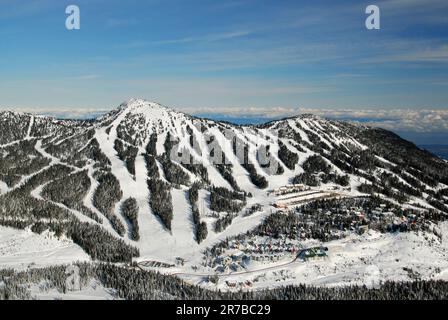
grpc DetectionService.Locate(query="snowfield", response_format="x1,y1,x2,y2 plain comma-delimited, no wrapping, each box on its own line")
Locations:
0,226,90,270
3,224,448,298
176,223,448,291
0,181,7,195
28,279,119,300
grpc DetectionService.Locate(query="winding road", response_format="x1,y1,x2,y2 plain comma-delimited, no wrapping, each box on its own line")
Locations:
138,256,301,278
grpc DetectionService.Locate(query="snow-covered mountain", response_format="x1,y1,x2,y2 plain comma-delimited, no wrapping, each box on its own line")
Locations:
1,99,448,292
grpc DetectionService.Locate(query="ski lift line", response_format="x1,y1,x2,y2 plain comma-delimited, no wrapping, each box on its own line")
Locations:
277,190,329,201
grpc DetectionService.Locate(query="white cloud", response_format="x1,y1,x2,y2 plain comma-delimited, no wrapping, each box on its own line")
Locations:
184,106,448,133
369,45,448,63
2,101,447,134
380,0,448,11
118,30,253,49
0,107,110,120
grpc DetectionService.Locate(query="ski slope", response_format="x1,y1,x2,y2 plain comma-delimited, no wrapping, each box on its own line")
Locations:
0,226,90,270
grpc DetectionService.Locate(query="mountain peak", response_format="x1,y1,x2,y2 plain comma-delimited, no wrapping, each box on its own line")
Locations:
297,113,323,120
119,98,168,111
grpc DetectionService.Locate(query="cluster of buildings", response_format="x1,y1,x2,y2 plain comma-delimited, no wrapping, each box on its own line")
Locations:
267,184,310,196
227,236,301,255
311,203,419,235
208,240,331,274
205,197,425,275
269,184,344,210
211,252,250,273
138,260,175,269
297,246,328,261
224,280,253,288
208,236,305,272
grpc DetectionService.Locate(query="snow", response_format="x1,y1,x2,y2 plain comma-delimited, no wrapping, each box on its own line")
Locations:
30,182,47,200
94,103,204,262
132,153,179,261
207,165,232,189
0,226,90,270
6,140,57,193
83,165,110,225
95,122,137,237
170,188,198,250
26,115,34,139
289,228,448,287
93,100,448,275
206,126,256,193
0,180,8,195
288,119,311,144
2,99,448,294
177,226,448,291
28,279,119,300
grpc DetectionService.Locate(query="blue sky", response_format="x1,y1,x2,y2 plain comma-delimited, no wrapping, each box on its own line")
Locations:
0,1,447,120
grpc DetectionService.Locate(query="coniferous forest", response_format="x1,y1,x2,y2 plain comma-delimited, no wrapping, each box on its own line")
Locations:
1,263,448,300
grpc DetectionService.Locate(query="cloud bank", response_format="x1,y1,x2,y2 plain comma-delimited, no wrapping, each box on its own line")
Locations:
3,105,446,135
186,107,448,134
